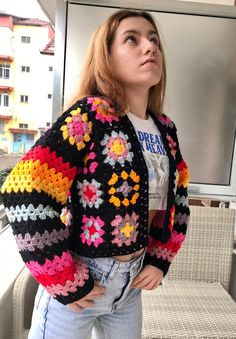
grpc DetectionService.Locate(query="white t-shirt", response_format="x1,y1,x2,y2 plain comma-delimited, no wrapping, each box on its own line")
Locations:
127,112,169,211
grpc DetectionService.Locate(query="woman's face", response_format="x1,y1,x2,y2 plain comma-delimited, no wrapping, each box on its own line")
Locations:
109,16,163,92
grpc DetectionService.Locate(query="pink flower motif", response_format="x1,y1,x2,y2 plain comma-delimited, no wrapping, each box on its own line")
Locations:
166,134,177,158
80,215,105,247
101,131,134,167
60,109,92,151
87,97,119,123
111,212,139,247
77,179,103,209
67,115,91,144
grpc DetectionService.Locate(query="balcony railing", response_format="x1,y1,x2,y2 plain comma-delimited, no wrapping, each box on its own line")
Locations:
0,78,14,90
0,107,13,118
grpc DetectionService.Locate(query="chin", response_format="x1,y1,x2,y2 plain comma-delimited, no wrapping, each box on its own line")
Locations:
147,78,162,88
153,75,162,86
144,74,162,88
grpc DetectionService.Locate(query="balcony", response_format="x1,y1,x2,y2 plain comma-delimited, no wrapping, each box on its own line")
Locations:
0,107,13,120
0,55,14,63
0,78,14,92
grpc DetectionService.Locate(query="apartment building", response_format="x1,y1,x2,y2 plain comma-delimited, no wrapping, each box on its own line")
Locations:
0,13,54,154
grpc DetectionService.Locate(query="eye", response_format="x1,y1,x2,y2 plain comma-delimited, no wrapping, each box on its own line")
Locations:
125,35,137,44
150,37,159,46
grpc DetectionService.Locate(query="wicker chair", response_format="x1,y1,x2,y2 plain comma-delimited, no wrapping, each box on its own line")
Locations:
142,205,236,338
12,268,38,339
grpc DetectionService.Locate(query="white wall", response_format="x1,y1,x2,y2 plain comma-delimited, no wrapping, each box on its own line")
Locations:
0,26,14,57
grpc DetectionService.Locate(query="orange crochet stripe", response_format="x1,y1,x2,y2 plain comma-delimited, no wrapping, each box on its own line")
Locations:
22,145,76,181
1,159,73,204
177,160,190,188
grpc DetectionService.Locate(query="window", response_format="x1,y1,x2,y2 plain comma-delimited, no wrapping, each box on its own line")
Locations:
0,93,9,107
49,66,53,72
20,95,28,103
27,134,34,141
0,122,4,134
19,123,28,129
13,133,21,142
21,36,31,43
48,94,52,99
0,63,10,79
21,66,30,72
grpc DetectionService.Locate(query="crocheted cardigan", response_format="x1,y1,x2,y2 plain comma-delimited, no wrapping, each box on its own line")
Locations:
1,96,190,305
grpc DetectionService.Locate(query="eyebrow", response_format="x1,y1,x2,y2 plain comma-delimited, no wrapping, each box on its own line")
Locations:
122,29,158,36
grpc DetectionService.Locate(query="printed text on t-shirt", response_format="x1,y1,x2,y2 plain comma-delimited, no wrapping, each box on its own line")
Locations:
137,131,166,155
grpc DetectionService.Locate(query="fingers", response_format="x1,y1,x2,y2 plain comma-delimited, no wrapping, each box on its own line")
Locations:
68,298,95,312
75,299,94,309
67,283,106,312
131,275,148,288
130,266,163,290
68,303,82,312
152,280,162,289
130,269,147,288
132,275,157,289
87,284,106,297
132,276,162,290
139,278,161,290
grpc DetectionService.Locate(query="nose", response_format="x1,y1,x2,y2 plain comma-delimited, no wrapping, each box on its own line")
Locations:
144,39,157,55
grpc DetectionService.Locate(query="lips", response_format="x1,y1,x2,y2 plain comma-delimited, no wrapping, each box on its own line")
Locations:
141,58,157,66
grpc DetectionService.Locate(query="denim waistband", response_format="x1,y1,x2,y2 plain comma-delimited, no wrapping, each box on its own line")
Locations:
79,248,146,274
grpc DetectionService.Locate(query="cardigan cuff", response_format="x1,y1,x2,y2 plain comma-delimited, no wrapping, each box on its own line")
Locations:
53,270,95,305
143,252,171,277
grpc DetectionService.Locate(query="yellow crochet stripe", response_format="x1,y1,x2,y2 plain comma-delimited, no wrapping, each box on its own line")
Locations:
1,159,73,205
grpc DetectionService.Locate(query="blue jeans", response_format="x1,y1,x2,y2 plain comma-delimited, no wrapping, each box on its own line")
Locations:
28,250,146,339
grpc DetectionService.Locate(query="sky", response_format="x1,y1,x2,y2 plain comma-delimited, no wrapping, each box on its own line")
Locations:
0,0,49,21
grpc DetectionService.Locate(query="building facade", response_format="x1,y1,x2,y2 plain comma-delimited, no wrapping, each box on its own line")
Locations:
0,13,54,154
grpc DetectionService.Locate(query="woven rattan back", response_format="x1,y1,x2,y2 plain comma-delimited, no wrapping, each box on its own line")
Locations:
167,206,235,290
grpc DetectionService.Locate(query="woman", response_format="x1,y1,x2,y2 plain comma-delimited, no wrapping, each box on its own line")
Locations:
1,9,190,339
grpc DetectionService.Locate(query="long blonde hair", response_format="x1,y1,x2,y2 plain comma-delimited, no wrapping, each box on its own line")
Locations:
74,9,166,115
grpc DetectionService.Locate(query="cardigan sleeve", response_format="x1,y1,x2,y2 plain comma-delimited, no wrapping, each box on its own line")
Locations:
144,121,190,276
1,98,95,305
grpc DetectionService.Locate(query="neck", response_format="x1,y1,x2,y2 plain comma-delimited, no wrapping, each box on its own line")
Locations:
125,87,149,120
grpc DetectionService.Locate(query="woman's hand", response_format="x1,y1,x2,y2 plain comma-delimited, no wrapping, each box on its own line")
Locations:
68,281,106,312
130,265,163,290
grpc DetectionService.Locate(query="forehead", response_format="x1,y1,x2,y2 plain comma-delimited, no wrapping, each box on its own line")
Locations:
115,16,157,36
